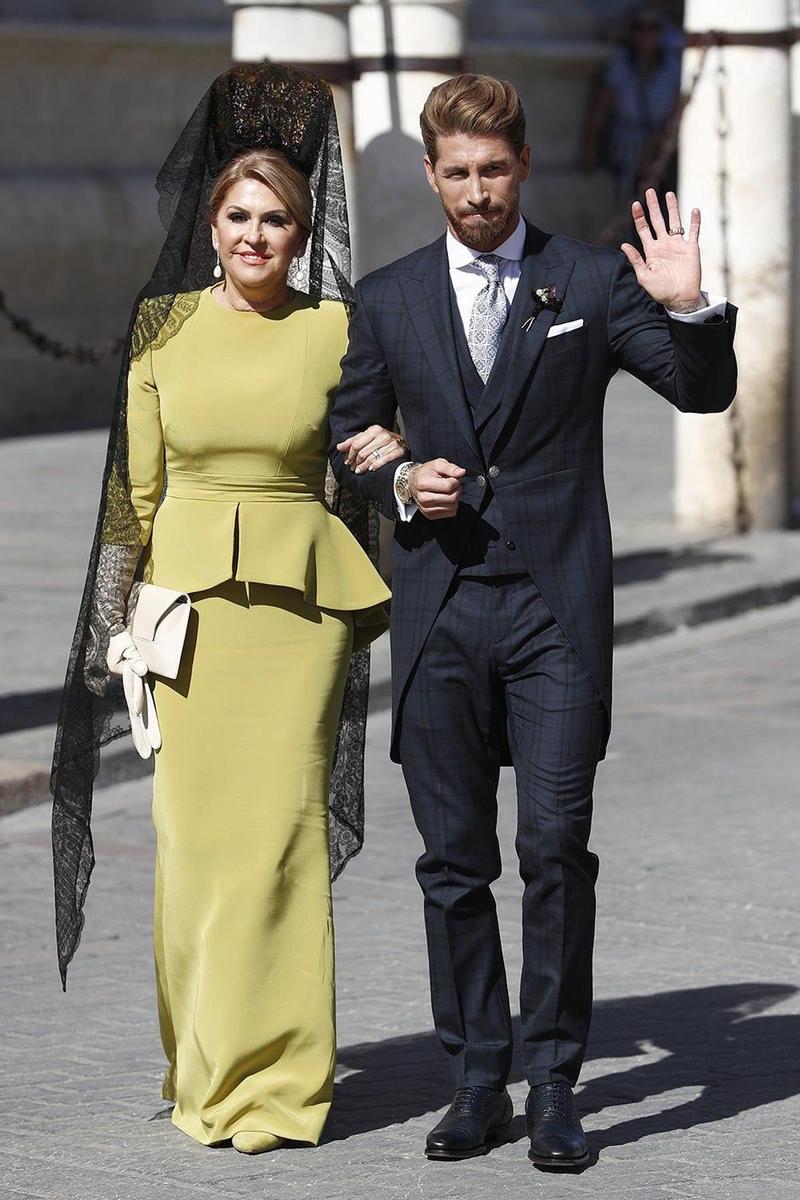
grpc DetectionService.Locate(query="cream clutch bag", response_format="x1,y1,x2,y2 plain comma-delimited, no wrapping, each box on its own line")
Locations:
111,584,192,760
131,583,192,679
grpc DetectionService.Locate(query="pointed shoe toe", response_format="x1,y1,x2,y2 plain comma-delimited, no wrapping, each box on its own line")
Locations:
232,1131,284,1154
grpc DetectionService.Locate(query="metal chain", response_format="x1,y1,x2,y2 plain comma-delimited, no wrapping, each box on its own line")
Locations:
0,291,125,364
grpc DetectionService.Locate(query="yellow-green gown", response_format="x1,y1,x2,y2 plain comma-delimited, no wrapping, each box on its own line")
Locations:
126,286,390,1147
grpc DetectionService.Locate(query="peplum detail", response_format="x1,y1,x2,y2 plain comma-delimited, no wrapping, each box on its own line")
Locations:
127,289,390,652
149,470,390,632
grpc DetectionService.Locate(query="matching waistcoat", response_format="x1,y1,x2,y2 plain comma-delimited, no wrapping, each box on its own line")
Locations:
448,283,524,577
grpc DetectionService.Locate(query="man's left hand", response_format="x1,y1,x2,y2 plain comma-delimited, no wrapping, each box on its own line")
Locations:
621,188,704,313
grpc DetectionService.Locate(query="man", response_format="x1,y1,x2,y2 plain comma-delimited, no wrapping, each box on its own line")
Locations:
329,74,736,1170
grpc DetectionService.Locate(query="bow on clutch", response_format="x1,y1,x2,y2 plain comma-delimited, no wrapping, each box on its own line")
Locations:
106,584,193,759
522,285,563,332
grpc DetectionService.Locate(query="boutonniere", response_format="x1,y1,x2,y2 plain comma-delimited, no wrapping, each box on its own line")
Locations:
521,285,563,332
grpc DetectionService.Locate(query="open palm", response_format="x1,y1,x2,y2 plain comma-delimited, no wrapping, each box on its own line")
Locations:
621,188,703,310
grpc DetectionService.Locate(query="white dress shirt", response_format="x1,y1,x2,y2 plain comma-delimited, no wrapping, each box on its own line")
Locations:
393,217,727,521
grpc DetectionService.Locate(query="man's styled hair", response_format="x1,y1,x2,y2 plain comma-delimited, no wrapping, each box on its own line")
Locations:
420,74,526,165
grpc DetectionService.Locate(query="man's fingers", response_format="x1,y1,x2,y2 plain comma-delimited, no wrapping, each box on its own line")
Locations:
645,187,667,237
665,190,683,234
620,243,645,270
432,459,466,478
631,200,653,245
418,476,462,496
420,504,459,519
689,206,701,243
419,499,455,509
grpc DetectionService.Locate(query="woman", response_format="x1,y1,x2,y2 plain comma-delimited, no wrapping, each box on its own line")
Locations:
51,64,405,1154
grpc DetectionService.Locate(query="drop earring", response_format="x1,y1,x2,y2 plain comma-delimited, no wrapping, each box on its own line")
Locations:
213,249,222,279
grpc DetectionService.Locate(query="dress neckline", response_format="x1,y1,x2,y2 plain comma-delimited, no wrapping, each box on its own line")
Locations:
204,284,304,321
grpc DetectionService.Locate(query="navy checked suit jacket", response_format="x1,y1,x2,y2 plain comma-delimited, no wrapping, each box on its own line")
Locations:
329,220,738,763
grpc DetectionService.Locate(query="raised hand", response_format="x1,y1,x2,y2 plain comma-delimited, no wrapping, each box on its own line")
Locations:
337,425,409,474
621,188,704,313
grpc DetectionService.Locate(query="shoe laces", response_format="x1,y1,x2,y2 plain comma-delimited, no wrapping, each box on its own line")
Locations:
451,1085,492,1115
535,1082,574,1122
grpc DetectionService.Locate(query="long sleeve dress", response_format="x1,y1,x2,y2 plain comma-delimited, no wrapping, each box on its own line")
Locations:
125,285,390,1147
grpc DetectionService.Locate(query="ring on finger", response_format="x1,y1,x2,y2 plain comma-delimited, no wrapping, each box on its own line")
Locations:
669,226,685,236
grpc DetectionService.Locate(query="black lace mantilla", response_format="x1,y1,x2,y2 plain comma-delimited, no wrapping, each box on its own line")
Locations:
50,63,375,989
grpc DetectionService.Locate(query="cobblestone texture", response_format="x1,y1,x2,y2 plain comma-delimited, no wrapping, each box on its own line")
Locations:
1,601,799,1199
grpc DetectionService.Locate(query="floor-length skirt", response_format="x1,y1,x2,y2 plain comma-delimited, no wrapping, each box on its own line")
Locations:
151,578,353,1146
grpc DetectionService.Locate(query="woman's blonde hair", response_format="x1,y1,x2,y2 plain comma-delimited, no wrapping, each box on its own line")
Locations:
420,74,526,165
209,148,313,236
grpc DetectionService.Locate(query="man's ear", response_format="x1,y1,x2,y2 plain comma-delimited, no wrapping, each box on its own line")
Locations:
519,144,532,183
423,154,439,195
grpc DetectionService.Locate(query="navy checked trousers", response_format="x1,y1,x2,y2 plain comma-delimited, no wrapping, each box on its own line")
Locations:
398,571,606,1089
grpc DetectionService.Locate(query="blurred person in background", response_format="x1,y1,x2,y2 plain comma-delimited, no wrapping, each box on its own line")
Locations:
582,3,683,203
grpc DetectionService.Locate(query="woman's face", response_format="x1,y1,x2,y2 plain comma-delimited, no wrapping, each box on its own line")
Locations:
211,176,308,296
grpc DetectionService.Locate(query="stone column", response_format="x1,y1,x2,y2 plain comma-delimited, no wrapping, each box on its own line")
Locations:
791,0,800,522
675,0,793,532
225,1,359,253
350,0,465,277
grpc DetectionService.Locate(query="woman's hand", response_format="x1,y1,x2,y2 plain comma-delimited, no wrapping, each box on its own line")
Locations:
336,425,409,474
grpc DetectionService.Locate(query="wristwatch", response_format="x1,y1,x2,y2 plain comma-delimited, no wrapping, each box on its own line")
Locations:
395,461,421,505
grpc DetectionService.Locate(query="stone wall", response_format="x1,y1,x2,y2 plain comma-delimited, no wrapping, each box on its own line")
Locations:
0,0,673,435
0,17,230,436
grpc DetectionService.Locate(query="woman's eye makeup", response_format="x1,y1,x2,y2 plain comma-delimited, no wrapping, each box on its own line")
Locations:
225,210,290,227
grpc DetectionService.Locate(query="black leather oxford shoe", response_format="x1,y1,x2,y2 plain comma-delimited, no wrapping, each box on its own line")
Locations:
526,1082,589,1169
425,1085,514,1160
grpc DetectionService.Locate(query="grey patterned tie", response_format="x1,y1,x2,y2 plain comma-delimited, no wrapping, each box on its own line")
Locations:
467,254,510,384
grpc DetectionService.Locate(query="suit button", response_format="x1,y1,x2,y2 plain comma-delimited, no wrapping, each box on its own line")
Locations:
506,540,516,551
488,465,500,479
477,474,486,487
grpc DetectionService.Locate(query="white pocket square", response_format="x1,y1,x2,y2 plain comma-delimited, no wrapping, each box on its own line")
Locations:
546,318,585,339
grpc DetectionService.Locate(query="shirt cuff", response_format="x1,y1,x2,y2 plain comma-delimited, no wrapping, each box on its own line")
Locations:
666,292,727,323
393,463,418,522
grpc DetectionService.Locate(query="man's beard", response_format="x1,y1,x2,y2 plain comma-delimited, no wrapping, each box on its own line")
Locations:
444,194,517,250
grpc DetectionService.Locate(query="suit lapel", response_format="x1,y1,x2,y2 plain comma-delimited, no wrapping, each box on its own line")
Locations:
481,225,576,450
400,240,484,466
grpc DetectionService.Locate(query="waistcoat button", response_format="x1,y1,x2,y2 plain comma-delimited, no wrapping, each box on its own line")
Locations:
488,465,500,479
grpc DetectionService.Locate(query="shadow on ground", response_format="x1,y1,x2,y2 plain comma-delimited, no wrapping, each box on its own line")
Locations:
614,544,747,587
326,982,800,1154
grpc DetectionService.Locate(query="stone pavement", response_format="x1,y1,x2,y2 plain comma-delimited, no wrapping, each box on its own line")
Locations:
3,370,800,814
2,599,799,1199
